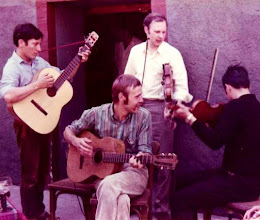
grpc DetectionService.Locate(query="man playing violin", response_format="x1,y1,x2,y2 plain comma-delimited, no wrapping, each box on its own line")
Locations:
64,74,152,220
170,65,260,219
124,12,192,219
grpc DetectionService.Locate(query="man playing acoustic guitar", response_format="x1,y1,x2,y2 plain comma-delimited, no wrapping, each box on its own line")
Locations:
64,74,153,220
0,23,90,219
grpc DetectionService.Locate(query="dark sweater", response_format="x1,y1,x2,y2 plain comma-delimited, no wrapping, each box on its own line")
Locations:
192,94,260,176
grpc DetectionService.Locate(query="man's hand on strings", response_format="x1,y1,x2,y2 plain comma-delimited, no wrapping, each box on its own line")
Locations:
129,152,149,169
78,47,91,63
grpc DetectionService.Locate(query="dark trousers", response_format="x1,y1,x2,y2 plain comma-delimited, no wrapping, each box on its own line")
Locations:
14,121,50,219
171,168,260,220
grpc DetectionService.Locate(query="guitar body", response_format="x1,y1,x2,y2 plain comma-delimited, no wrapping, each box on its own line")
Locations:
8,31,99,134
13,68,73,134
67,131,125,183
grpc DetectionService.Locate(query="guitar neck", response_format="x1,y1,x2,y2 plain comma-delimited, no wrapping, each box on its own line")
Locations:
54,54,81,90
103,153,152,164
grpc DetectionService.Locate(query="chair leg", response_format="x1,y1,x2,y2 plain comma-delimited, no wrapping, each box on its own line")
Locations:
139,207,148,220
82,196,94,220
203,210,212,220
49,189,57,220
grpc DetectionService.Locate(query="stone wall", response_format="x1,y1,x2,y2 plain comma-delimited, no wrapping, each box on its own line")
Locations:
166,0,260,175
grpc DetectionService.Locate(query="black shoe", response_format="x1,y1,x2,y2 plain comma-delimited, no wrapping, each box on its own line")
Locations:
37,211,50,220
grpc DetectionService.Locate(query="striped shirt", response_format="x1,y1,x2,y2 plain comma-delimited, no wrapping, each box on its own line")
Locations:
69,103,152,154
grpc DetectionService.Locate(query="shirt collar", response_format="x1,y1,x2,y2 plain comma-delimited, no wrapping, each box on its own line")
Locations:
142,41,166,55
110,103,132,123
12,50,39,65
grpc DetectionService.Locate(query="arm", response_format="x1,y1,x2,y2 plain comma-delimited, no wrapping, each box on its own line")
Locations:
173,102,236,150
170,49,193,103
129,111,153,169
64,126,93,157
243,205,260,220
4,72,54,104
124,48,136,76
63,108,96,156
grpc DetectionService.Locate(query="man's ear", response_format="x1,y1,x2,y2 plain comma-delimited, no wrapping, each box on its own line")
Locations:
225,84,232,91
144,26,149,38
118,92,126,102
18,39,26,47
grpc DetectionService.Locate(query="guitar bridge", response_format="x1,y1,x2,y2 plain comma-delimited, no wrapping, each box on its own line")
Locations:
79,155,84,169
31,100,47,115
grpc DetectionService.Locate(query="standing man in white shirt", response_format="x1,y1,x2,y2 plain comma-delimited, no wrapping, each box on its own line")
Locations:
124,13,192,219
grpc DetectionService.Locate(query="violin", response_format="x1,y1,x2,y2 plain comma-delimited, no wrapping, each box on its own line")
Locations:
162,63,175,110
191,101,225,127
190,48,225,127
161,63,179,128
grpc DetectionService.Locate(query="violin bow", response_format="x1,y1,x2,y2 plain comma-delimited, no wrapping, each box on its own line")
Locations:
206,48,219,103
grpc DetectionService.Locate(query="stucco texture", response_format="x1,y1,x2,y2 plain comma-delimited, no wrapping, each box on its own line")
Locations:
0,0,37,184
166,0,260,175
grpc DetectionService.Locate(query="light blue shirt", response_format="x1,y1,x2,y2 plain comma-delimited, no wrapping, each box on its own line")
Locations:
0,51,59,98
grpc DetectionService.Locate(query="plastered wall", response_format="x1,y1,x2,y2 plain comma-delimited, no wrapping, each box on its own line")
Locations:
0,0,37,184
166,0,260,175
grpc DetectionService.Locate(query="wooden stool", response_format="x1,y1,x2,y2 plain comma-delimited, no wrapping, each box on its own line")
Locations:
225,198,260,220
48,178,95,220
201,197,260,220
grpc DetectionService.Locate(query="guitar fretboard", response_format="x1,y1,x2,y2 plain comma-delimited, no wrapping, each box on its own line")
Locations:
54,47,86,90
103,153,153,164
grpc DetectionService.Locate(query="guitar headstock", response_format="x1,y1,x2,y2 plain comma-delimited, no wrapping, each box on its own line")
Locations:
82,31,99,51
153,153,178,170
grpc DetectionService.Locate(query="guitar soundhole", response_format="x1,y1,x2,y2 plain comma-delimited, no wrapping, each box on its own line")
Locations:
47,87,57,97
93,149,103,164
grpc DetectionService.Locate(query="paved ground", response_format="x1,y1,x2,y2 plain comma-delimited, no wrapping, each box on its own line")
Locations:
9,185,237,220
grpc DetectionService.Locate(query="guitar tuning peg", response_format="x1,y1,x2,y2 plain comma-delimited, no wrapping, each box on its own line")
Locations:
161,166,164,170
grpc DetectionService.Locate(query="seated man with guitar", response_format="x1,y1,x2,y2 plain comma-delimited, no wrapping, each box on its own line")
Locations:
64,74,153,220
170,65,260,219
0,23,90,220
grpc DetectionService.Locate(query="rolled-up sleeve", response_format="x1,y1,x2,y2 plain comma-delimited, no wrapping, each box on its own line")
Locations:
170,49,193,103
69,108,96,135
0,63,20,98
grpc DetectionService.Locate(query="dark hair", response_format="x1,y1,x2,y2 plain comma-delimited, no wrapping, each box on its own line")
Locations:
112,75,141,103
143,13,167,29
222,65,250,89
13,23,43,47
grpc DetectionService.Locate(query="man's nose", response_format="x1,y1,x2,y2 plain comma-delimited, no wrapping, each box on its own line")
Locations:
158,32,164,39
36,44,42,52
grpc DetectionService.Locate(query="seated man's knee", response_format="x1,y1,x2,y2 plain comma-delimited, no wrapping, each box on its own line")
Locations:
96,175,119,197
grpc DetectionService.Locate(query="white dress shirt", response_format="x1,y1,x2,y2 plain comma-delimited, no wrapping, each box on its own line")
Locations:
124,41,193,102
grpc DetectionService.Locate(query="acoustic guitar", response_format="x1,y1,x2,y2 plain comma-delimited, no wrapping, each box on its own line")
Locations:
67,131,178,183
11,31,99,134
